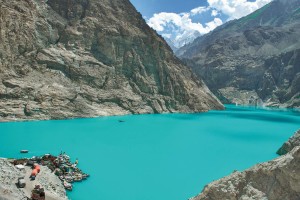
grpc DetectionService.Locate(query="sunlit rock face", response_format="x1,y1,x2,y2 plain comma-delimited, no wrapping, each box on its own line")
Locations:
0,0,223,121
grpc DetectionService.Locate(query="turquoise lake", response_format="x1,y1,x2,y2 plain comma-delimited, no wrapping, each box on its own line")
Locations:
0,105,300,200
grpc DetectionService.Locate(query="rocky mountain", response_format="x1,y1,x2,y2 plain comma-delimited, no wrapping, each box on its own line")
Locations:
0,0,223,121
178,0,300,108
163,31,202,52
164,37,179,52
170,31,202,51
190,129,300,200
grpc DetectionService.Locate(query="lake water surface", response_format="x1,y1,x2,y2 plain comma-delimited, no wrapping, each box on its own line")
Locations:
0,105,299,200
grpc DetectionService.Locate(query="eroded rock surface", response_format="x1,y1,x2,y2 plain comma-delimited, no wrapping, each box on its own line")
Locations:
178,0,300,108
0,0,223,121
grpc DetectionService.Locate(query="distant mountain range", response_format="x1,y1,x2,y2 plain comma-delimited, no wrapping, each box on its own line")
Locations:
177,0,300,108
164,31,201,52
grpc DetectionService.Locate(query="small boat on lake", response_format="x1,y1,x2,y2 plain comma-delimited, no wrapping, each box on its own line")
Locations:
20,150,29,153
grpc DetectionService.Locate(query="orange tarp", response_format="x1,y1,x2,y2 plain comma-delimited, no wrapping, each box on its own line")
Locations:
34,164,41,173
31,169,38,176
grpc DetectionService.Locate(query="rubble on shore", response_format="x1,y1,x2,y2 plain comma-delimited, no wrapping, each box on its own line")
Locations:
11,153,89,191
0,158,67,200
0,152,89,200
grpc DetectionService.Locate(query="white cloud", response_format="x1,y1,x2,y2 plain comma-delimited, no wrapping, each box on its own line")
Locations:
162,33,172,39
207,0,272,20
205,18,223,30
191,6,209,16
147,0,272,49
147,10,223,48
211,10,219,17
148,12,182,32
147,12,222,35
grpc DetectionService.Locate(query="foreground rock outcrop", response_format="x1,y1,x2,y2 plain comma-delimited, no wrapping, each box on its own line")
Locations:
0,159,26,200
190,129,300,200
0,0,223,121
178,0,300,108
0,159,67,200
277,130,300,155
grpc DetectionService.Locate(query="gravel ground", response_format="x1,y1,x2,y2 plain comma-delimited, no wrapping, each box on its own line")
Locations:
0,159,68,200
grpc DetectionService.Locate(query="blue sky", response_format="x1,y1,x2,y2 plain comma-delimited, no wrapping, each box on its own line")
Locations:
130,0,209,19
129,0,272,49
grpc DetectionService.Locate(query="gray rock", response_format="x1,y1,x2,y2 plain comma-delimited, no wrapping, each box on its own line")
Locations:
277,130,300,155
0,159,27,200
178,0,300,108
0,0,223,121
0,159,68,200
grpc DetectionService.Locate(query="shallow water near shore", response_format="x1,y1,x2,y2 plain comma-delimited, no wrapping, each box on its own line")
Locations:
0,105,299,200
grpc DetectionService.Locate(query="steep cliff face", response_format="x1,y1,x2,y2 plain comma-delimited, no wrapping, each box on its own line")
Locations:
191,130,300,200
178,0,300,108
0,0,223,121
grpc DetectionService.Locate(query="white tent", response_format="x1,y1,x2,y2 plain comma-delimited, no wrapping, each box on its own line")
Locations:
15,164,25,170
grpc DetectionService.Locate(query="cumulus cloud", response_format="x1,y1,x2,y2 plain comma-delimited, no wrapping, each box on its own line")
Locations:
148,12,221,35
147,0,272,48
162,33,172,39
191,6,209,16
147,10,223,48
205,18,223,30
148,13,182,32
211,10,219,17
207,0,272,20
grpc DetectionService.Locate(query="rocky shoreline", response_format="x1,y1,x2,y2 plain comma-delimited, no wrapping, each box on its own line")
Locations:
0,153,88,200
190,129,300,200
277,130,300,155
1,130,299,200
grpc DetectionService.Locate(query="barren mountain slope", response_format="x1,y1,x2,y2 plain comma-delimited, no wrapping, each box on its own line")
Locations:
0,0,223,121
178,0,300,107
